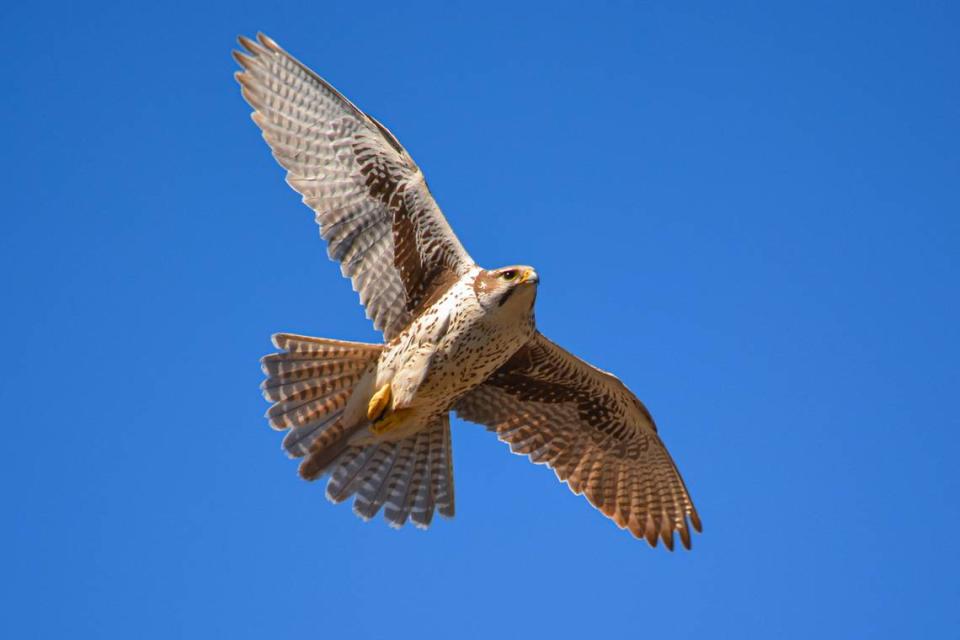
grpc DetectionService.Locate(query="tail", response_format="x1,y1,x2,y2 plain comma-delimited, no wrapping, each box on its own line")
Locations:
261,333,456,528
261,333,380,460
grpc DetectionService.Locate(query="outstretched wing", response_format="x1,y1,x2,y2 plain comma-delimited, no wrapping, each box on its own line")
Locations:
234,33,474,340
455,333,701,550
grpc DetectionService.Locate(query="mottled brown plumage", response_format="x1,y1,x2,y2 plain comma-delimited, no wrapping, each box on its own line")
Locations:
237,33,700,548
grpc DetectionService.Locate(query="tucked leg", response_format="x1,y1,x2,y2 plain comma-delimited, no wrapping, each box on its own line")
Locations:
367,383,392,422
367,383,414,435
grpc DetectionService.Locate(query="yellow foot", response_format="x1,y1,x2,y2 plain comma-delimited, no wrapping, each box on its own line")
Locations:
367,383,392,422
370,408,413,436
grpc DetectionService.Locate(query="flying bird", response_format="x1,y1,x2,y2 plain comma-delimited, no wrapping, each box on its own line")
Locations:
234,33,701,549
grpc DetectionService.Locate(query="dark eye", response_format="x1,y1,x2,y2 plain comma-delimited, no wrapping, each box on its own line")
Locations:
501,270,518,281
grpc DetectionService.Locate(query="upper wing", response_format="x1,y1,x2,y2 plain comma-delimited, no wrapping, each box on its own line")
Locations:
234,33,474,340
454,333,701,550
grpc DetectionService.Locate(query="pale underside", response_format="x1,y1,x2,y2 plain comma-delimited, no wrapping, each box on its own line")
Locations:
235,32,701,549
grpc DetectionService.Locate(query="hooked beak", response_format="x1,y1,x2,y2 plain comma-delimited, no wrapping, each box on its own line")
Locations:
517,268,539,285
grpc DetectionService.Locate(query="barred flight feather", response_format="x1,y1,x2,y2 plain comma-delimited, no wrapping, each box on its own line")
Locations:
456,332,701,550
234,33,474,341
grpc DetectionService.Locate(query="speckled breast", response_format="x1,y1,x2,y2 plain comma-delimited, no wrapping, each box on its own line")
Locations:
381,271,535,412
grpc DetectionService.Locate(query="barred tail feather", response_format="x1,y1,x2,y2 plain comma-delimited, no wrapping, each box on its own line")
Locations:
430,417,456,518
261,333,380,460
324,415,455,529
261,334,455,529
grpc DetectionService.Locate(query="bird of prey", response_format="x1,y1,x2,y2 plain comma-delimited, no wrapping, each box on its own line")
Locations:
234,33,701,549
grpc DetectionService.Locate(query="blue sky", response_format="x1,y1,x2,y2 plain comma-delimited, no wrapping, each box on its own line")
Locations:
3,1,958,638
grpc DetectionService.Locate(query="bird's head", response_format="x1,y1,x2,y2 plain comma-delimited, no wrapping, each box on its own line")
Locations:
473,265,539,313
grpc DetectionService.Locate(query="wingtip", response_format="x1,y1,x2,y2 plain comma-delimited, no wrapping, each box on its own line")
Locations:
690,509,703,533
257,32,280,51
237,34,262,55
661,527,675,552
644,527,659,548
679,521,693,550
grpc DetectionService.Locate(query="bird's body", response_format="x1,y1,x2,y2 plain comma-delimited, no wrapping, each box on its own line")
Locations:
346,265,537,445
235,33,702,549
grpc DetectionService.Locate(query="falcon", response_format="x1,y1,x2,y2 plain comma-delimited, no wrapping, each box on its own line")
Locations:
234,33,701,549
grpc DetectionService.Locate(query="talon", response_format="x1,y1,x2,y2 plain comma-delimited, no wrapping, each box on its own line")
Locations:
367,383,392,422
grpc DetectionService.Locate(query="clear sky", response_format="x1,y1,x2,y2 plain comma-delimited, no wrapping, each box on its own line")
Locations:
3,1,958,638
